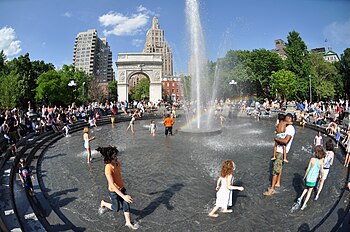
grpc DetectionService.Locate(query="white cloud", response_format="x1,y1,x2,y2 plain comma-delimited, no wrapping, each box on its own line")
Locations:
99,5,154,36
132,39,144,47
137,5,147,13
324,18,350,45
62,12,72,18
0,26,22,57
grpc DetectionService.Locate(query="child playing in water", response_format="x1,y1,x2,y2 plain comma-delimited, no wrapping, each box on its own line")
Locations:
271,114,289,163
149,120,157,136
83,127,95,163
219,114,226,127
296,145,325,210
208,160,244,217
314,131,323,147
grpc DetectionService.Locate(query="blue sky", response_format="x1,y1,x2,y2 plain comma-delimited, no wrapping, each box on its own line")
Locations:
1,0,349,76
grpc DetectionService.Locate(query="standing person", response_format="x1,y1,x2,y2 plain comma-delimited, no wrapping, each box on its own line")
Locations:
83,127,95,163
97,146,138,230
314,131,323,147
7,114,18,154
149,120,157,136
126,113,136,133
208,160,244,217
264,113,295,196
344,136,350,167
315,140,334,200
18,158,35,196
296,145,325,210
335,127,341,148
219,114,226,127
164,114,175,136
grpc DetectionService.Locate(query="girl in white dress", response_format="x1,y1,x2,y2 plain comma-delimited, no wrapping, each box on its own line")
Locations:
208,160,244,217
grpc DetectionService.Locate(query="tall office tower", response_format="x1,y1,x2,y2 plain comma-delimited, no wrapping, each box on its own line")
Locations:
73,29,113,82
144,16,173,76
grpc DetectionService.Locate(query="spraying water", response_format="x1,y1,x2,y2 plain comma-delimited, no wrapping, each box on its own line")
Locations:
186,0,208,129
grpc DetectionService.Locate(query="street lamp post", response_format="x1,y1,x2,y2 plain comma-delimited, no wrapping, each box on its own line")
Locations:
82,81,86,103
309,75,312,103
229,80,237,99
68,80,77,104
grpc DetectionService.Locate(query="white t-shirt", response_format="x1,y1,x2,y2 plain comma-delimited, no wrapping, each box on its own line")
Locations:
315,135,322,146
276,125,295,154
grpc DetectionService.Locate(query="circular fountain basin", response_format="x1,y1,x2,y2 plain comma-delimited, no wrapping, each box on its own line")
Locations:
39,116,346,231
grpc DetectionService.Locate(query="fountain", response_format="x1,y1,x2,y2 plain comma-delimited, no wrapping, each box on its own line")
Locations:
180,0,222,135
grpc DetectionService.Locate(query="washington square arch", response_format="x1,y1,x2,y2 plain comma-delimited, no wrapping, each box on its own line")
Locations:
116,53,163,103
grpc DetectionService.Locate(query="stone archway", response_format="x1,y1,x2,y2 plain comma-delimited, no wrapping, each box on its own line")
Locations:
116,53,162,103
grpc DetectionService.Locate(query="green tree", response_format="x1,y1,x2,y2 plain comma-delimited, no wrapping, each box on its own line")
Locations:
108,80,118,101
132,78,150,101
248,49,285,99
7,53,35,107
36,70,68,105
0,71,19,109
339,48,350,98
213,50,254,99
58,64,91,105
269,69,298,100
310,52,338,100
182,75,191,101
0,50,6,74
285,31,311,100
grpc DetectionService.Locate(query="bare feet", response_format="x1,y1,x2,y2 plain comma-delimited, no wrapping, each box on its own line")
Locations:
125,223,139,230
208,213,219,218
222,209,233,213
283,159,289,163
275,183,280,188
263,188,274,196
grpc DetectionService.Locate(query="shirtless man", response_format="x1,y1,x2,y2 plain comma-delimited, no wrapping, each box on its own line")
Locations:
264,113,295,196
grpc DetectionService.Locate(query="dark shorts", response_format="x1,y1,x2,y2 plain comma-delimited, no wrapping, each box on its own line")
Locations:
165,126,173,135
109,188,130,213
272,152,283,176
9,131,17,145
24,179,33,190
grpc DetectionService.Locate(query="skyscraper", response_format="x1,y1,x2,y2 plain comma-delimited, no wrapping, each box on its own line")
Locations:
73,29,113,82
144,16,173,76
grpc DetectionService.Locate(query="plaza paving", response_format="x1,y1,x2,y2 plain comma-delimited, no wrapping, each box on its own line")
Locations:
38,115,348,231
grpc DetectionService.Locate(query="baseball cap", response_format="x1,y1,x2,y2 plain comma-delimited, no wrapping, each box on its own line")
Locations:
19,158,25,163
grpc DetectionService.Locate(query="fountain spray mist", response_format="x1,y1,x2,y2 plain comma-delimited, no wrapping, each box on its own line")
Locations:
186,0,208,129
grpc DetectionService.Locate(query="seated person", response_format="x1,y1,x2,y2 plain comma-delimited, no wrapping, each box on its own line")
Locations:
326,121,337,136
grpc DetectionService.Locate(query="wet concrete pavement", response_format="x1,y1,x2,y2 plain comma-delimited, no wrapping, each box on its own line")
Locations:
39,116,347,231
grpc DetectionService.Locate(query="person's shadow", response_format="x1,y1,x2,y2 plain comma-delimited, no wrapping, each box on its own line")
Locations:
297,223,310,232
292,173,304,201
133,183,184,220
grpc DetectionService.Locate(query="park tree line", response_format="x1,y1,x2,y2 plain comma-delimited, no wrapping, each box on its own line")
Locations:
0,51,119,110
184,30,350,102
